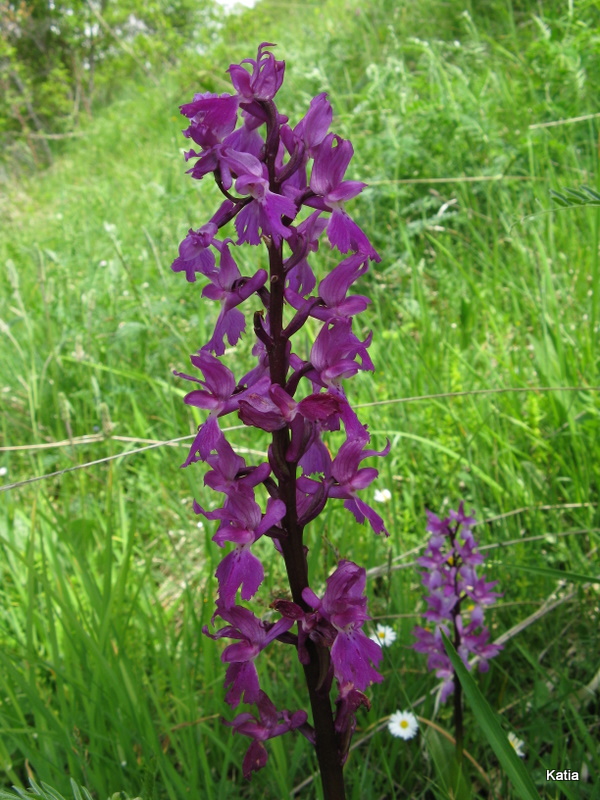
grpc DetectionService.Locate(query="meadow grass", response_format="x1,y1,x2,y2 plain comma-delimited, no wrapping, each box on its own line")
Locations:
0,0,599,797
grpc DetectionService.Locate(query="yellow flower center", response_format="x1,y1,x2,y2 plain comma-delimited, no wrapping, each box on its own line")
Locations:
400,720,408,729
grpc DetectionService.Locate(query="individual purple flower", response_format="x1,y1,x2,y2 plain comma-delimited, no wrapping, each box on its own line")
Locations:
180,92,240,181
458,612,503,671
181,92,239,148
224,691,308,779
237,380,293,432
228,42,285,103
285,253,371,323
302,560,384,690
220,150,297,244
294,92,333,154
309,133,380,260
276,93,333,198
326,438,391,535
174,351,241,465
312,253,371,321
194,492,286,607
239,383,345,466
201,241,268,355
309,319,374,390
205,606,293,707
170,223,218,283
203,434,271,497
412,504,503,701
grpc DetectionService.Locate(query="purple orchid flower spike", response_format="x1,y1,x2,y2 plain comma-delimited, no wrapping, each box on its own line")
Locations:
412,504,503,753
171,43,389,797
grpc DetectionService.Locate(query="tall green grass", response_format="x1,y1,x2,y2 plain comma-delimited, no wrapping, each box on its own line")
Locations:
1,0,599,797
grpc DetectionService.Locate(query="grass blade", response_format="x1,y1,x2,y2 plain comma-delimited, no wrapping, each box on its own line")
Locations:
441,632,540,800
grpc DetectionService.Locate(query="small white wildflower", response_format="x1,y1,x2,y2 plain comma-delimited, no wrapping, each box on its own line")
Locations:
508,732,525,758
388,710,418,740
0,467,7,478
196,521,204,530
373,488,392,503
370,624,397,647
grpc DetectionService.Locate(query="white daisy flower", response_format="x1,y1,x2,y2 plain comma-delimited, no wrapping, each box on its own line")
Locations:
508,732,525,758
388,710,418,740
369,624,397,647
373,488,392,503
0,466,7,478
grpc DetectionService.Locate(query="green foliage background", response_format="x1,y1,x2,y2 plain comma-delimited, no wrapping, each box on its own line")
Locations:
0,0,218,170
0,0,599,798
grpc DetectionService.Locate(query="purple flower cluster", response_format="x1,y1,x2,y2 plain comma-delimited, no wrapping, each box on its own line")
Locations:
412,504,503,702
171,43,388,780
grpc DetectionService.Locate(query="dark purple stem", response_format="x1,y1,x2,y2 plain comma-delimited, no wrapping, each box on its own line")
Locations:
267,237,346,800
261,95,346,794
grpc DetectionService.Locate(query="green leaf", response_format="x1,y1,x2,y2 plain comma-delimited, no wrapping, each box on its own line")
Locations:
441,632,540,800
551,185,600,208
424,727,472,800
580,185,600,201
549,190,572,207
565,188,592,202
